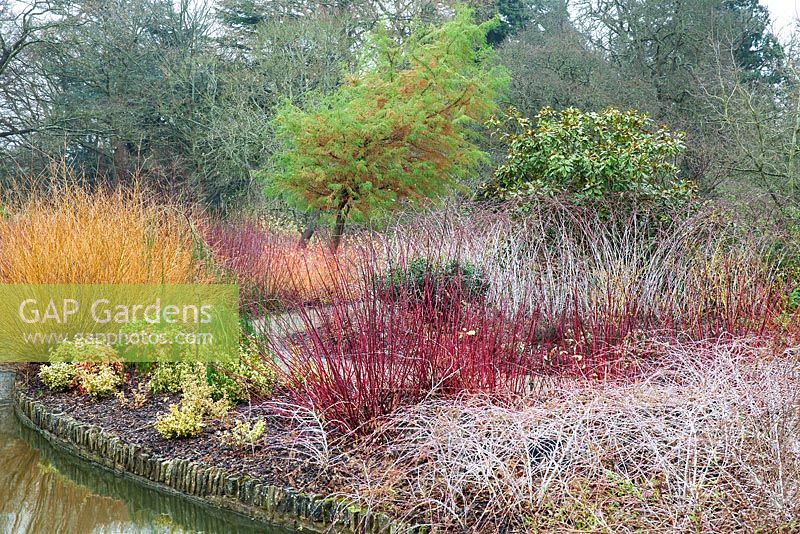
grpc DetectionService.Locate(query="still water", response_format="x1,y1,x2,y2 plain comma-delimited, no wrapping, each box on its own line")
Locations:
0,371,293,534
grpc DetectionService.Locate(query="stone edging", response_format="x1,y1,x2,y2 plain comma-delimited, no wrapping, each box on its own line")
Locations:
14,386,415,534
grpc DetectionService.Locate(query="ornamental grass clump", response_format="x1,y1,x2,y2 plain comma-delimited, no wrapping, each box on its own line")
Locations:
383,201,794,340
0,183,198,284
340,341,800,532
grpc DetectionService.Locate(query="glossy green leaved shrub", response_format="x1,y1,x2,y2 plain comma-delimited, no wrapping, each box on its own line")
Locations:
39,362,77,392
482,107,693,209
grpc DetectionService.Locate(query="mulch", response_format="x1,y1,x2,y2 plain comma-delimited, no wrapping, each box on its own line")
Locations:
16,365,357,498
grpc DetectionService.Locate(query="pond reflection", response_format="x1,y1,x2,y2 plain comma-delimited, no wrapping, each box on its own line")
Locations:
0,374,293,534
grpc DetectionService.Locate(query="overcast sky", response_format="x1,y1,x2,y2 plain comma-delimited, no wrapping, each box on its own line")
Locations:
762,0,798,40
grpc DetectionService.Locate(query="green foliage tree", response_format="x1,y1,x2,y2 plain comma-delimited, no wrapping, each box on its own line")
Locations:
468,0,531,45
261,8,508,251
724,0,785,85
29,1,224,193
0,1,75,183
4,0,275,210
575,0,784,117
482,107,693,206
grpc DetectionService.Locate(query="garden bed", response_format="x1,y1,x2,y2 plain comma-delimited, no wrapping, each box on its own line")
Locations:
15,366,413,534
15,341,800,533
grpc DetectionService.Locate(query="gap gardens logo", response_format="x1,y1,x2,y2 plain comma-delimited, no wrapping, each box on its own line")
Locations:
0,284,239,363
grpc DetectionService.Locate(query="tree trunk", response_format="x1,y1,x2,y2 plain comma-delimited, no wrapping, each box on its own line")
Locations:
298,211,321,248
111,140,130,184
329,195,350,254
330,208,347,254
